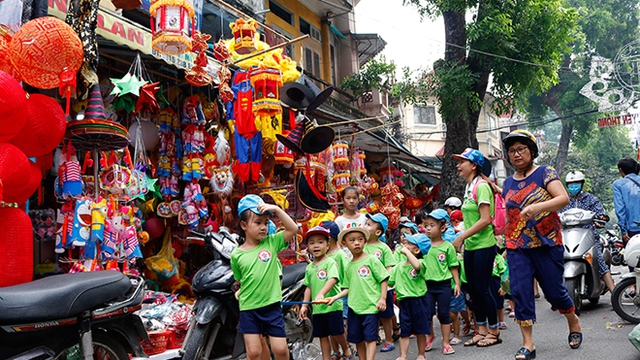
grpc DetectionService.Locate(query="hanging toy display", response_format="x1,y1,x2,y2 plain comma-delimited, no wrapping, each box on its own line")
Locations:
179,181,208,227
185,31,213,87
149,0,195,55
157,108,182,218
181,95,206,182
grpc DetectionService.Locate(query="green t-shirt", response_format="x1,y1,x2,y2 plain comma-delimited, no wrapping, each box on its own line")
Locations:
393,245,406,264
303,257,342,314
492,253,507,278
343,254,389,314
231,232,287,311
461,178,497,251
389,259,428,301
457,253,467,284
327,249,350,287
364,241,397,268
423,241,459,282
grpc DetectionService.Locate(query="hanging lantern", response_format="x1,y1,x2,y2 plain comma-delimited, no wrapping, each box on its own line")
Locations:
229,18,258,55
379,165,396,186
250,66,283,117
9,18,83,115
0,207,34,287
332,140,349,164
312,161,327,193
274,131,294,167
149,0,195,55
404,197,423,211
332,170,350,193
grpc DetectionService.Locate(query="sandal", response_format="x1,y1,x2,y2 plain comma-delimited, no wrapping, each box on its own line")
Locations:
477,333,502,347
462,323,471,335
392,327,401,342
425,336,435,351
380,343,396,352
464,333,486,346
515,347,536,360
442,345,455,355
568,332,582,349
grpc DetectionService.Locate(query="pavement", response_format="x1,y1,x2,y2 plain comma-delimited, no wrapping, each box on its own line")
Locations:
371,267,639,360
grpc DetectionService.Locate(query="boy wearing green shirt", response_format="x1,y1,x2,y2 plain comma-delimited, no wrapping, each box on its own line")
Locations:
491,252,508,330
363,213,398,352
299,226,353,360
328,227,389,360
389,233,432,360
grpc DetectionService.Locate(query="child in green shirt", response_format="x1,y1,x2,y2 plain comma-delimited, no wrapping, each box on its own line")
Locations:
490,251,508,330
230,195,298,360
389,233,432,360
328,227,389,360
423,209,461,355
299,226,353,360
394,221,419,264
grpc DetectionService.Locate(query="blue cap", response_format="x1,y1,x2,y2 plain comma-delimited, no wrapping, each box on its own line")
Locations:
305,226,331,241
452,148,484,167
319,221,340,240
398,221,419,234
237,194,272,216
427,208,450,223
405,233,432,255
267,219,277,235
366,213,388,233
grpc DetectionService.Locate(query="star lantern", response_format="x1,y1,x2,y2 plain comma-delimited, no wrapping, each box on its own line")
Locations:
8,17,84,115
150,0,195,55
110,73,147,113
135,82,161,114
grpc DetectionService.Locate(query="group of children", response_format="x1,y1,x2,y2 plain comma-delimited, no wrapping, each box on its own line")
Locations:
230,187,510,360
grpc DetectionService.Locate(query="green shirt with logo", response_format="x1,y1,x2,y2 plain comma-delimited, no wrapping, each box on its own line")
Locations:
389,259,429,301
303,257,342,314
327,249,350,287
461,178,497,251
364,241,397,268
492,253,507,278
343,254,389,314
423,241,459,282
393,245,406,264
231,232,287,311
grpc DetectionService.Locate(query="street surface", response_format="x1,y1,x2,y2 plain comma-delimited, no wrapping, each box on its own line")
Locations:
371,267,639,360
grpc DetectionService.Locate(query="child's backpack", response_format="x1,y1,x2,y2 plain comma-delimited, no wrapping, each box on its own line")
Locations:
471,179,506,236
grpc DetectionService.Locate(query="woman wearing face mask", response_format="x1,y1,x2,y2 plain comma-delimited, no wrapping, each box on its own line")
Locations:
559,171,615,293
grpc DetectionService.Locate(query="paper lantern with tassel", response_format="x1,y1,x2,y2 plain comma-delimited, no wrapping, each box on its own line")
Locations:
0,70,28,142
8,17,83,114
9,94,67,157
0,143,30,192
150,0,195,55
0,206,34,287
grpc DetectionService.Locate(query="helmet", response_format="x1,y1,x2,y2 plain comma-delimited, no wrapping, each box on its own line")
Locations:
565,170,585,183
625,234,640,268
503,129,538,159
444,197,462,208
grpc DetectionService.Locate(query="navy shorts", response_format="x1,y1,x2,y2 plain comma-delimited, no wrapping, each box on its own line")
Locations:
238,302,286,337
398,296,430,337
313,310,345,338
347,308,379,344
378,289,395,319
450,290,466,313
425,280,452,324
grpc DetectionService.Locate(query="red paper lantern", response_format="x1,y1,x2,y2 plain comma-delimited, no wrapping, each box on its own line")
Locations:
0,207,34,287
9,17,83,112
150,0,195,55
10,94,67,157
0,143,30,193
4,161,41,204
0,70,28,142
250,66,282,117
404,197,423,210
0,25,20,80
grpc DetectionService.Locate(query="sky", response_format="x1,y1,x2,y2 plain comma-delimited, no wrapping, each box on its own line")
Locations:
354,1,445,73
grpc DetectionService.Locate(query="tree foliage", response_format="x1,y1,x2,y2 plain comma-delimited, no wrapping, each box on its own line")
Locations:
398,0,578,200
340,56,396,97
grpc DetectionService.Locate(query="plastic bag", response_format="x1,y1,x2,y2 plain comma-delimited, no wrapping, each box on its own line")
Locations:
145,228,178,281
629,323,640,352
500,263,510,295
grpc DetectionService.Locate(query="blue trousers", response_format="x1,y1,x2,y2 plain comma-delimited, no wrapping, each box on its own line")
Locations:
464,246,498,328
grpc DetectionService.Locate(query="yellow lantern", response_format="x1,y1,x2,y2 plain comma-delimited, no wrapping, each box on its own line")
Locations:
150,0,195,55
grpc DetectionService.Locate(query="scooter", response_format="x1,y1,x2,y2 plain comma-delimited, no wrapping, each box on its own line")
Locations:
561,208,612,314
603,224,626,267
612,234,640,323
180,228,312,360
0,271,147,360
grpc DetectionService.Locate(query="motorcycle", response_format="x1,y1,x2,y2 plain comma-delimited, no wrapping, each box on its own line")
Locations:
602,224,626,267
180,228,313,360
0,271,147,360
561,208,612,314
612,234,640,323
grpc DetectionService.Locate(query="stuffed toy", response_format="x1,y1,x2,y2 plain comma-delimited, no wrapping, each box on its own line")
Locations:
59,143,83,197
69,198,92,247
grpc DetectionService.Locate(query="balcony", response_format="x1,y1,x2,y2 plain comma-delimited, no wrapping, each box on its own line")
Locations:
357,87,391,120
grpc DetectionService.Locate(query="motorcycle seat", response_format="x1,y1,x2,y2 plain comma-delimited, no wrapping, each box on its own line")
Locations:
0,271,130,325
281,262,307,289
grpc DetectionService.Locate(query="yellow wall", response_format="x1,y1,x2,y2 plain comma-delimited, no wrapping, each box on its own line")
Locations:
265,1,330,83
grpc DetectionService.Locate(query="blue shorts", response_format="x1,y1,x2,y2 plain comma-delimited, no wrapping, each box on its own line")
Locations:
398,296,430,337
342,296,349,319
378,289,395,319
313,311,344,338
450,290,466,313
347,308,378,344
238,302,286,337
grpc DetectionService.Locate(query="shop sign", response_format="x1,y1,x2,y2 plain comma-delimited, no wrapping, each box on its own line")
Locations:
597,113,638,128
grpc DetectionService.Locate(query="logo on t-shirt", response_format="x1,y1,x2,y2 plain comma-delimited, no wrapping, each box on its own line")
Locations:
317,269,327,280
493,261,497,269
257,250,271,263
437,252,446,262
345,222,358,229
373,250,383,259
357,265,371,278
409,268,418,279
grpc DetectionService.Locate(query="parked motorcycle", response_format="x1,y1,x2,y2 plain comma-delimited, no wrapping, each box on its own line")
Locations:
0,271,147,360
612,234,640,323
180,228,312,360
602,224,626,267
561,208,612,314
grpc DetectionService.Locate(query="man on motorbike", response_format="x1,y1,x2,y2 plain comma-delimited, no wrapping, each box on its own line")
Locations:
560,171,616,293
